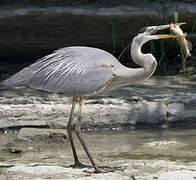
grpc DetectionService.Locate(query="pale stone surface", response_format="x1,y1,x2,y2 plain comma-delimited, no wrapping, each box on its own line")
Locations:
167,103,185,116
0,76,195,130
0,101,171,129
158,170,196,180
3,160,196,180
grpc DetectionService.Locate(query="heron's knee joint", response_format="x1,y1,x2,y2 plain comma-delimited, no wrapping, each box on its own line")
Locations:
67,127,72,133
75,125,81,135
67,123,73,133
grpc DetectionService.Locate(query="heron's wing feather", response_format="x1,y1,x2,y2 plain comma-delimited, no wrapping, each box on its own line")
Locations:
3,47,115,96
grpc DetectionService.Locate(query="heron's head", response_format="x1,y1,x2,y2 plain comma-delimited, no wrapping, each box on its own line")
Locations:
135,22,186,45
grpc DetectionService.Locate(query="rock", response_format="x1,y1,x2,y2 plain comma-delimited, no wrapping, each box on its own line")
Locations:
8,164,74,177
0,101,167,130
167,103,196,122
0,104,70,129
1,147,23,154
0,76,195,130
0,175,7,180
17,128,66,142
156,170,196,180
83,101,166,128
87,98,127,105
167,103,185,116
3,160,196,180
5,163,131,180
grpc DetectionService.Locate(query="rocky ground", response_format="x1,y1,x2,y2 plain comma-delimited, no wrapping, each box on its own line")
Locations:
0,75,195,130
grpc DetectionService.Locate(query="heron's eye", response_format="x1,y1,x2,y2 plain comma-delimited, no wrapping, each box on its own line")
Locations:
146,28,151,32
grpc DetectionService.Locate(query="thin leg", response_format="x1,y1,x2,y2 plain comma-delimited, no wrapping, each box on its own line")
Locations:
75,97,102,173
67,96,81,166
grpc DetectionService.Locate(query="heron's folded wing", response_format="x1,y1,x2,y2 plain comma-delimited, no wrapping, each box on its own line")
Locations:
3,47,114,96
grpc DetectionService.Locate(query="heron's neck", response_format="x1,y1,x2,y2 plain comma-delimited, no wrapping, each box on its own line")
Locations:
130,37,157,75
112,38,157,87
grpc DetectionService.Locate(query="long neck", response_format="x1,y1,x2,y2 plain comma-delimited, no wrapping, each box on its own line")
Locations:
130,37,157,76
113,37,157,87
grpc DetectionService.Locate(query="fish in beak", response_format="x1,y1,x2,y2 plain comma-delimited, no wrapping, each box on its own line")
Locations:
139,23,187,48
149,22,186,39
170,22,192,61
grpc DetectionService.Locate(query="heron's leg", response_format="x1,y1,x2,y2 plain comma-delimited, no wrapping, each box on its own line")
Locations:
75,97,102,173
67,96,81,166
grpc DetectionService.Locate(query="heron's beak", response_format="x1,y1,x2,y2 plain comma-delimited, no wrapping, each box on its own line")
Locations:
156,34,185,39
152,22,186,39
155,22,186,31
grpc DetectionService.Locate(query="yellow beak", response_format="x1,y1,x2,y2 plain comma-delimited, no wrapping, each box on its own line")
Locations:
174,22,186,26
156,34,186,39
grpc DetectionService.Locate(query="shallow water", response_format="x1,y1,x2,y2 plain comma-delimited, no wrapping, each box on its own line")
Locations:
86,129,196,163
0,128,196,164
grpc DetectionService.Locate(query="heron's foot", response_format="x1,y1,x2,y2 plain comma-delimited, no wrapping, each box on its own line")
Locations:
70,161,91,169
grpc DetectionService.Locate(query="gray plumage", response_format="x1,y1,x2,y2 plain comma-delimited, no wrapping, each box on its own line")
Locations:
3,44,155,97
3,47,120,96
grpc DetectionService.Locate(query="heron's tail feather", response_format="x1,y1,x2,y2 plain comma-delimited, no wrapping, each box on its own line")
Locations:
2,78,17,87
2,76,23,87
2,69,31,87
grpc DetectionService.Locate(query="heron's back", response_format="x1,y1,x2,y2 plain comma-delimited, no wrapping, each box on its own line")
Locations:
3,46,118,96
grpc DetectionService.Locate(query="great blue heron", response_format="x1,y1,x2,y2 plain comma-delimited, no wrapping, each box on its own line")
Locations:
3,24,179,173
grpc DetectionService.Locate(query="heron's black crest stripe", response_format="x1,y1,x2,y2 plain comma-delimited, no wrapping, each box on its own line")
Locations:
137,27,147,35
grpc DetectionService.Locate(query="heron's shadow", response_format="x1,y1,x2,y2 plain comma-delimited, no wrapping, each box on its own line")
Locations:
66,163,126,172
29,163,126,172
